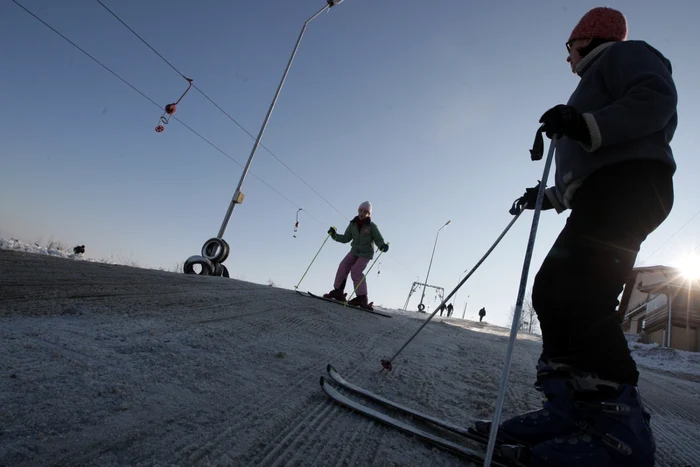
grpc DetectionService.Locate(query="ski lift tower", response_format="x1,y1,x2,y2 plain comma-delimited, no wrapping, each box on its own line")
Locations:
402,281,445,312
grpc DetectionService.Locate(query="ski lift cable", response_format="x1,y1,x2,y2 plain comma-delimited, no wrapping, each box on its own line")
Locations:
93,0,349,222
11,0,325,225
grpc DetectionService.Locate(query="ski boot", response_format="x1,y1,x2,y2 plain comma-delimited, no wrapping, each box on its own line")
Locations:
347,294,373,310
473,361,580,446
323,289,347,301
531,376,656,467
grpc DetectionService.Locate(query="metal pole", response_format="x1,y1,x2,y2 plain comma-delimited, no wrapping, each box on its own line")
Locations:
419,233,439,307
419,221,450,309
402,283,416,311
462,295,470,319
294,233,331,290
216,4,331,239
483,137,557,467
381,212,523,368
346,248,384,302
687,281,691,351
666,288,673,347
452,270,467,307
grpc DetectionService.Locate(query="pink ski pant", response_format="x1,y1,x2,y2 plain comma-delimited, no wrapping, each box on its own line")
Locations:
334,252,370,296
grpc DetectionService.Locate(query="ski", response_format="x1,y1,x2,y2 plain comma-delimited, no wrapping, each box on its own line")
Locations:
327,364,475,437
324,365,530,464
297,290,393,318
320,376,513,466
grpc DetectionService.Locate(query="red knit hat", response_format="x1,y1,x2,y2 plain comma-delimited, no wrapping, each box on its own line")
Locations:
569,7,628,42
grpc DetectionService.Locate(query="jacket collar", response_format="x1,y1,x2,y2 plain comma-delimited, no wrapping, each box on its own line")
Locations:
352,216,371,228
575,41,615,76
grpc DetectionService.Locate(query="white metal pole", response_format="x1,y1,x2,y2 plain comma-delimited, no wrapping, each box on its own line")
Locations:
666,289,673,347
217,3,337,238
483,137,557,466
419,220,450,310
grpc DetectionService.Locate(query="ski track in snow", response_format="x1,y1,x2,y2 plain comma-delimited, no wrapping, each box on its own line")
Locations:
1,249,698,467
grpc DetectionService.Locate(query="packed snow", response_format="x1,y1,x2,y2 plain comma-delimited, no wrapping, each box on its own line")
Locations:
629,341,700,378
0,237,88,261
1,244,699,466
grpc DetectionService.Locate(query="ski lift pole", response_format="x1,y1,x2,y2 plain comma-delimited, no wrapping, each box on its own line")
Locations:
215,2,337,239
345,246,386,304
483,136,557,467
380,208,525,372
294,232,332,291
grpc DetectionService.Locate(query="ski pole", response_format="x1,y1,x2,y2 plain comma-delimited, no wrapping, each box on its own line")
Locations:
345,246,386,304
380,210,525,371
483,136,557,467
294,232,332,291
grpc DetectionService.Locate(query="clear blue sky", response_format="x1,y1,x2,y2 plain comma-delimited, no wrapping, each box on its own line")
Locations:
2,0,699,326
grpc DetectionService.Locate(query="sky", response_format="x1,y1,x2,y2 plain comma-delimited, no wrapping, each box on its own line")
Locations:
2,0,699,327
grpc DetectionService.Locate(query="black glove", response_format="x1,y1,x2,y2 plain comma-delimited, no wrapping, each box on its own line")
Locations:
379,244,389,253
327,227,337,238
539,104,591,145
509,181,554,214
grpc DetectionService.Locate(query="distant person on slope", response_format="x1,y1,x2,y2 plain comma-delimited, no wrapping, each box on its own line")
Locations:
484,7,677,467
323,201,389,310
478,307,486,322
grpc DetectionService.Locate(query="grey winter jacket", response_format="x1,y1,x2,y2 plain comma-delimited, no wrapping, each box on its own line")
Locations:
545,40,678,212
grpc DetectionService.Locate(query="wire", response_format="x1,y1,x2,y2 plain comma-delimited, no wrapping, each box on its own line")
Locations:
639,208,700,265
93,0,431,285
14,0,423,284
94,0,349,222
95,0,185,79
386,253,422,281
11,0,323,225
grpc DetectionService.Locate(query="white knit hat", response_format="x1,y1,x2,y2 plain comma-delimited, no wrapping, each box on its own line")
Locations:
358,201,372,215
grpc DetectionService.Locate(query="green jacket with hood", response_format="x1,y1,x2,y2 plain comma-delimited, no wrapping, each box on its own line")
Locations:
334,217,387,260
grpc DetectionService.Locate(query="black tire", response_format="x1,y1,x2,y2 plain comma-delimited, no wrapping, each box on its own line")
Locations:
417,303,425,312
212,263,230,277
183,255,215,275
201,238,230,264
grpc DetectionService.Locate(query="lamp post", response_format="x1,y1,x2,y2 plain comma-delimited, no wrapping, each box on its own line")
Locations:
184,0,346,276
452,268,469,308
418,220,450,312
462,294,470,320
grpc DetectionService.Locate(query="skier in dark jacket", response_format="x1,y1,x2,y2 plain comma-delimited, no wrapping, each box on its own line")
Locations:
491,7,676,467
323,201,388,309
478,307,486,322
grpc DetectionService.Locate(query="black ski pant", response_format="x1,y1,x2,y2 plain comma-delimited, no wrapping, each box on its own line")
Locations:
532,159,674,385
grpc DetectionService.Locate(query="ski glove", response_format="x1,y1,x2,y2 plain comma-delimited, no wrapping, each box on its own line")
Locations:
328,227,337,239
539,104,591,145
379,244,389,253
509,181,553,215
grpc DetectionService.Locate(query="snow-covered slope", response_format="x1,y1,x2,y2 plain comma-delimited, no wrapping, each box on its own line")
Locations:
1,249,698,466
0,237,88,260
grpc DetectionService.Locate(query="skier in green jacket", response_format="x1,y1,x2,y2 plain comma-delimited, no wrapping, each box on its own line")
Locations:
323,201,388,309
